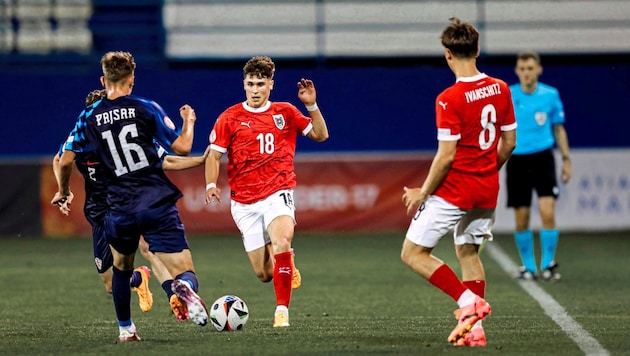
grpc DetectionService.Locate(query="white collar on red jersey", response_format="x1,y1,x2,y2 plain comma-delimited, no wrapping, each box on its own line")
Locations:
456,73,488,83
242,101,271,113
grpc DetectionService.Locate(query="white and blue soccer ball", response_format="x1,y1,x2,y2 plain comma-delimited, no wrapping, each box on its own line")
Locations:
210,295,249,331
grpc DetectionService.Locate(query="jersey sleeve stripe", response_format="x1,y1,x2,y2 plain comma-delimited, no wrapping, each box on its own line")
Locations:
210,144,227,153
501,122,518,131
437,133,461,141
302,123,313,136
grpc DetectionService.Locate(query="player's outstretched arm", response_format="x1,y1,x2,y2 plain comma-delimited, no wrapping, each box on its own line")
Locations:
204,149,222,204
51,153,73,215
52,153,65,190
298,78,329,142
171,104,196,155
51,150,76,215
162,145,211,171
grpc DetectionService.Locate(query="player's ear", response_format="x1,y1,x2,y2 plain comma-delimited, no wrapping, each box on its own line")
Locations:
269,79,274,90
444,48,452,60
100,76,105,88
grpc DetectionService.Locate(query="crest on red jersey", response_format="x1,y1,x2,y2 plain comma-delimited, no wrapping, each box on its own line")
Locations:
273,114,285,129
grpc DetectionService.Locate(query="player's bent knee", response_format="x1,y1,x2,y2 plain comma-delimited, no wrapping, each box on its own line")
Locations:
400,246,413,267
138,238,151,257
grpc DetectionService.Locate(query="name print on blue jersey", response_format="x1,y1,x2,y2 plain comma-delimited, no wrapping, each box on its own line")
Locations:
95,107,137,126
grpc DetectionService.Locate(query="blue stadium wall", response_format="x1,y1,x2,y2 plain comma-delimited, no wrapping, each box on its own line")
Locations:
0,56,629,157
1,0,628,156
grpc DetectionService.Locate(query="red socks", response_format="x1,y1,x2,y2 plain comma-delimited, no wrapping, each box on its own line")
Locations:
463,280,486,298
273,251,293,307
428,264,468,302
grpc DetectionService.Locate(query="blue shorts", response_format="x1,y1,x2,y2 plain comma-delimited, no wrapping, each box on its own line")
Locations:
92,220,113,273
105,203,189,255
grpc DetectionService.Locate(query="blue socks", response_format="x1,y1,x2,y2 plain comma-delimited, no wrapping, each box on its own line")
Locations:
129,270,142,288
118,319,132,328
162,279,175,299
165,272,198,302
540,229,559,270
112,267,133,324
515,229,560,273
514,230,537,274
175,271,199,292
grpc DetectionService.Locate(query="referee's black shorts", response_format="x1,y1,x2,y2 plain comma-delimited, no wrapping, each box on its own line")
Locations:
506,148,559,208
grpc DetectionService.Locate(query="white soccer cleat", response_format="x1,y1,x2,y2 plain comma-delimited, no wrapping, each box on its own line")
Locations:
171,279,208,326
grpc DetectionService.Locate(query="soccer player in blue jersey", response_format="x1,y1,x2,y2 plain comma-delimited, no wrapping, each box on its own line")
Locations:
54,90,152,311
506,51,571,281
52,88,211,317
52,51,209,342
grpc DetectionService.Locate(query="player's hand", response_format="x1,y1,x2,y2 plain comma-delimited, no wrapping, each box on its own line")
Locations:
51,191,74,216
561,160,572,184
205,186,222,204
180,104,196,123
297,78,316,105
402,186,426,215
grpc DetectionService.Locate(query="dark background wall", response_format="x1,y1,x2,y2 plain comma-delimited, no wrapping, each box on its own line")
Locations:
0,163,41,236
1,0,628,157
1,55,629,158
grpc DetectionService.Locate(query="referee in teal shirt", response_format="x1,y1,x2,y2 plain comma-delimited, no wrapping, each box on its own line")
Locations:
506,51,571,281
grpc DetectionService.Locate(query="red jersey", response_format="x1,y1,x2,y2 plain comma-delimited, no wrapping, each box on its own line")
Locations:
210,101,313,204
433,73,517,209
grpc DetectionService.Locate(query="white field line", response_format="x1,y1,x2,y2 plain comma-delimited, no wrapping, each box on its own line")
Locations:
485,242,610,356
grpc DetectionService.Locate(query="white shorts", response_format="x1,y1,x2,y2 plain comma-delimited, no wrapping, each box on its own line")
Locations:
405,195,495,248
231,189,296,252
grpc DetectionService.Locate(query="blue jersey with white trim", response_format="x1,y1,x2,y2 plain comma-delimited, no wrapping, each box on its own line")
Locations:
65,95,182,213
59,137,172,223
58,134,108,225
509,82,565,155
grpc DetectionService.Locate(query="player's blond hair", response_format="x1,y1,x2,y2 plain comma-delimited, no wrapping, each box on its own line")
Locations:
243,56,275,79
440,17,479,59
101,51,136,83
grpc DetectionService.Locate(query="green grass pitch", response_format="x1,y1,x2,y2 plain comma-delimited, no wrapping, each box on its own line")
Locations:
0,231,628,355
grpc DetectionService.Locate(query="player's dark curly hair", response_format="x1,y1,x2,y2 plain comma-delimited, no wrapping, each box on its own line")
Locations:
440,17,479,59
243,56,275,79
85,89,106,106
101,51,136,83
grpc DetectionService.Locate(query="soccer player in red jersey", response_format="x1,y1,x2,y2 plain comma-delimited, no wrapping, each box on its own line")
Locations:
401,17,517,347
204,56,329,327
